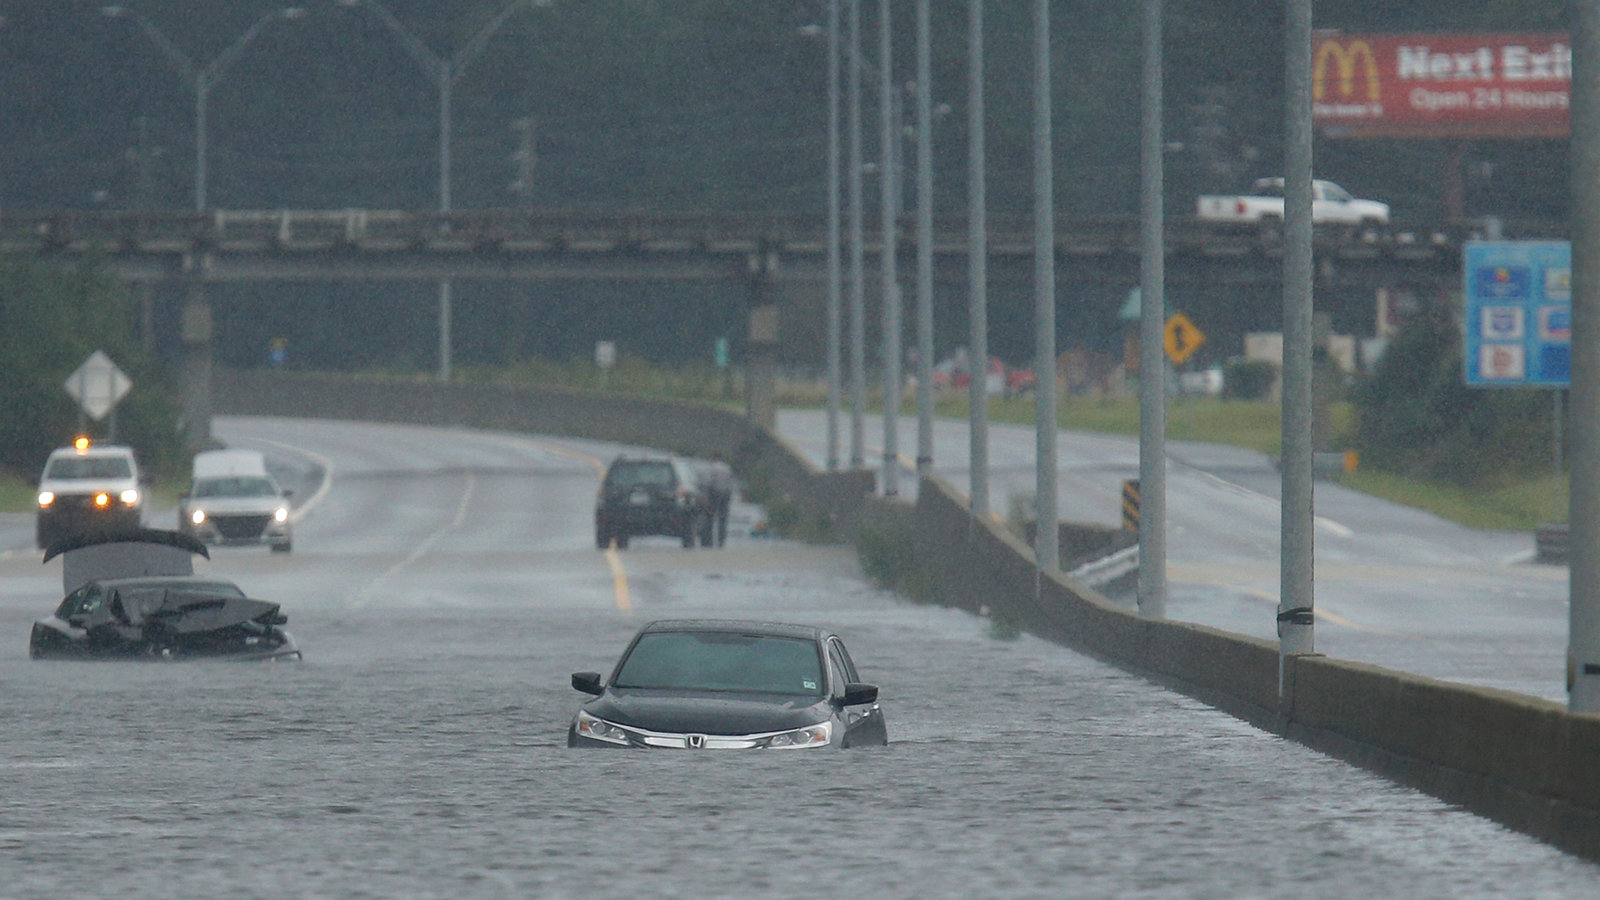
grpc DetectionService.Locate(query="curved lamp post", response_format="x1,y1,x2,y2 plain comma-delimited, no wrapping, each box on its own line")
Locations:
337,0,546,382
102,5,306,211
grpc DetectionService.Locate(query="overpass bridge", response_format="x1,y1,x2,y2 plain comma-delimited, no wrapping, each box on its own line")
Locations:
1,206,1508,288
0,207,1556,448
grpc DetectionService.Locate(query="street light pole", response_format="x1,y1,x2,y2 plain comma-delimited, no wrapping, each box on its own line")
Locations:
967,0,989,519
879,0,901,498
913,0,934,479
1032,0,1058,573
102,5,305,211
848,0,867,470
343,0,544,382
826,0,843,472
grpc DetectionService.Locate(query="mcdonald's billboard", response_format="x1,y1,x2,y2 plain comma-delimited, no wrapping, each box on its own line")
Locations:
1313,33,1569,138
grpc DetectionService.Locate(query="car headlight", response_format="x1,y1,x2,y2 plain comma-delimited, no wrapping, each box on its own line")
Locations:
93,492,110,508
764,722,832,749
190,509,207,526
273,506,290,523
120,489,140,506
37,491,54,508
574,710,630,746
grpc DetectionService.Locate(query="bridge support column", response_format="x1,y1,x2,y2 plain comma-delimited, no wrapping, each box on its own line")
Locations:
745,250,780,429
178,262,215,453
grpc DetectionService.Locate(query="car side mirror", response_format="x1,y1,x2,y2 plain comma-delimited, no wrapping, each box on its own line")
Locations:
571,672,605,695
840,682,878,706
282,489,294,499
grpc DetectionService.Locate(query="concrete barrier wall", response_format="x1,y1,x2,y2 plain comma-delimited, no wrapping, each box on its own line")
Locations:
910,472,1600,860
217,370,1600,859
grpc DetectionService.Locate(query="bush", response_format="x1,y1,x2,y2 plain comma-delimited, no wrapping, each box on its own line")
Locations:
855,520,939,604
1353,313,1552,486
1223,359,1279,400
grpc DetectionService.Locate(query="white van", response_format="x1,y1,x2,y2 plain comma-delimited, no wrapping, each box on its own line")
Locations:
178,449,293,553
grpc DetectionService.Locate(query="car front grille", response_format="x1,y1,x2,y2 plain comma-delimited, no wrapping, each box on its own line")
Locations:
213,515,271,539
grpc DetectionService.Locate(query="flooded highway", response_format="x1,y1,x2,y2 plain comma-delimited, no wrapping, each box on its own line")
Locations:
1,417,1594,897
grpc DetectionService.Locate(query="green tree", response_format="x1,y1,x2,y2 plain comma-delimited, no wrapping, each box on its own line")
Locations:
0,259,182,479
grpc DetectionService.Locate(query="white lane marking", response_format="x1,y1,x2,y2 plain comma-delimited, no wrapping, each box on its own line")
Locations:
1189,468,1353,537
352,470,476,608
236,437,335,525
440,431,633,613
1169,566,1396,636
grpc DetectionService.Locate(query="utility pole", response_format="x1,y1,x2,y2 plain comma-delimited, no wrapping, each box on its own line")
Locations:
1032,0,1059,573
1279,0,1317,685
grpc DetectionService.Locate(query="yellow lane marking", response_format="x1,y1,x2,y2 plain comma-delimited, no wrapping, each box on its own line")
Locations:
865,444,918,475
1168,563,1392,635
605,545,632,613
493,433,630,614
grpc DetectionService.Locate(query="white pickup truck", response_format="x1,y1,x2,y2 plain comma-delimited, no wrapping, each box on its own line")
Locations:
1196,178,1390,227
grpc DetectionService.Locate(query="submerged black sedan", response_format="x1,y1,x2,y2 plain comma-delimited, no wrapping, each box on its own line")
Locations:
568,619,887,749
29,528,301,662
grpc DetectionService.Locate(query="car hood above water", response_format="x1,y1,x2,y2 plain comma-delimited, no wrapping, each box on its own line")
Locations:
588,689,828,735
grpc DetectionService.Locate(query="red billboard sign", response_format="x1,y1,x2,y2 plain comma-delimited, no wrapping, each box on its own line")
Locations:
1313,33,1570,138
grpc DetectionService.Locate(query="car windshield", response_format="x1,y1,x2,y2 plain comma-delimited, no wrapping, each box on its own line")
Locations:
607,461,674,489
45,456,132,479
192,476,277,499
612,631,823,696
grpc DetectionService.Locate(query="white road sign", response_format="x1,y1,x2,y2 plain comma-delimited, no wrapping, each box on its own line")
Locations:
65,350,132,421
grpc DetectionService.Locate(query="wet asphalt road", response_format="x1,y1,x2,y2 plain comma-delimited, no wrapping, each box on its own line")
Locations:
775,409,1572,702
0,417,1595,898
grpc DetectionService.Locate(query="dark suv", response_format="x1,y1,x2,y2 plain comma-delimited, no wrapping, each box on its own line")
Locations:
595,456,704,550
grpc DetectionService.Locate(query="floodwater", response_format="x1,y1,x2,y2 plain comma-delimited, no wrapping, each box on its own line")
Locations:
3,561,1595,899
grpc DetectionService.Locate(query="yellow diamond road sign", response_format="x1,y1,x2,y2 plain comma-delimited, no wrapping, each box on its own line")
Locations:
64,350,132,421
1163,312,1205,365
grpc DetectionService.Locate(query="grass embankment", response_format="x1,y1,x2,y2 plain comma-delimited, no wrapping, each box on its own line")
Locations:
473,368,1576,532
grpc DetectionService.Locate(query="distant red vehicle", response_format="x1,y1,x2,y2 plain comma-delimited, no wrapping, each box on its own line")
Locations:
936,355,1032,396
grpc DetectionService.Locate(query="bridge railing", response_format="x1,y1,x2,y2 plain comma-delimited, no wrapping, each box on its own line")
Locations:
0,207,1561,258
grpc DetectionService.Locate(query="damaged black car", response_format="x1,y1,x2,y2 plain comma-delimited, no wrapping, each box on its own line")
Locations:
29,528,301,662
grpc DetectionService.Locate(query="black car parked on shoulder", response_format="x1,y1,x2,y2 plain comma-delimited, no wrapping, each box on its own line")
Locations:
595,455,705,550
569,619,888,749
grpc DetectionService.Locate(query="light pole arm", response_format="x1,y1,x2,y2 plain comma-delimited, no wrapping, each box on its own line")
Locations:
360,0,446,87
453,0,541,82
103,7,196,83
130,14,197,83
205,8,296,85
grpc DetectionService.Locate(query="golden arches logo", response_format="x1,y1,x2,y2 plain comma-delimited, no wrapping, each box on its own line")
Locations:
1313,40,1380,102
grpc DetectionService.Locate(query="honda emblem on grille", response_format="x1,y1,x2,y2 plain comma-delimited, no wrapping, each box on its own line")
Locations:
686,734,706,749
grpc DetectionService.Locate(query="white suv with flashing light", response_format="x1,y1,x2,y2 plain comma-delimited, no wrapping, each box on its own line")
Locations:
35,439,144,549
